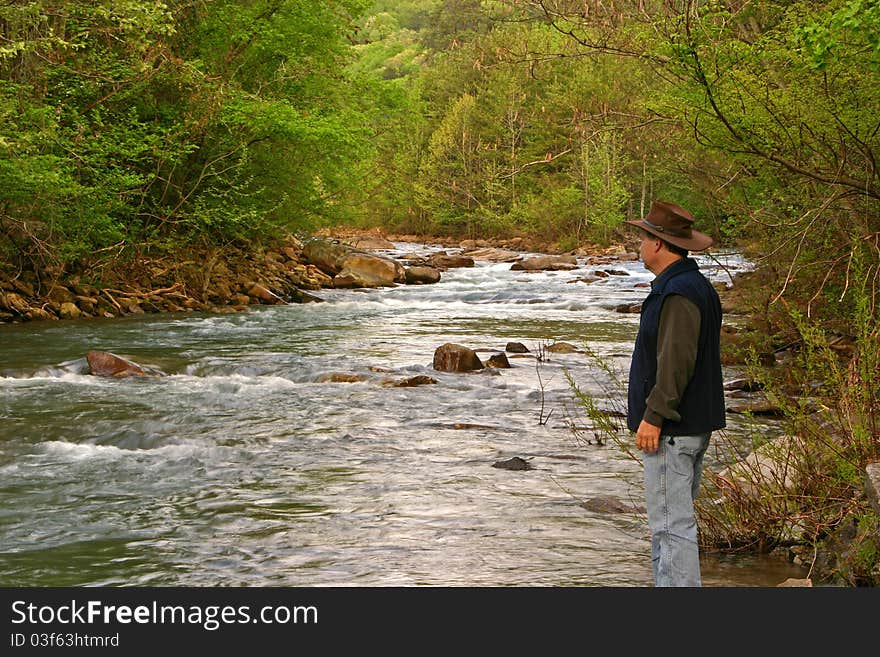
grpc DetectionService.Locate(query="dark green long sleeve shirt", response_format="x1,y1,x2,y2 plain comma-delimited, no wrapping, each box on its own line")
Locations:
642,294,701,427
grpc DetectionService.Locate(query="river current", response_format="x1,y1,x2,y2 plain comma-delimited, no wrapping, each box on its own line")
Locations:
0,241,807,586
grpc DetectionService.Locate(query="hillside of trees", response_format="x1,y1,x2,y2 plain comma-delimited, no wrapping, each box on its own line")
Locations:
3,2,876,327
2,1,878,582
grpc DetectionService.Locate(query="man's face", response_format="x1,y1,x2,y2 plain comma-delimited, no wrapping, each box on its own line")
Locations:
639,233,660,271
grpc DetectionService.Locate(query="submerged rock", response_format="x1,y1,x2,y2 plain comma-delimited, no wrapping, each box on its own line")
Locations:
545,341,579,353
86,351,164,378
492,456,533,471
581,496,645,515
315,372,369,383
382,375,438,387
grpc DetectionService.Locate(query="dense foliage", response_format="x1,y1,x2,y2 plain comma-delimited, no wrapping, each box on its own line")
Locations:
8,1,875,289
0,0,370,272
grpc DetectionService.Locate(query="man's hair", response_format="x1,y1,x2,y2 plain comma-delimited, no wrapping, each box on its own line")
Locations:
664,241,689,258
640,229,689,257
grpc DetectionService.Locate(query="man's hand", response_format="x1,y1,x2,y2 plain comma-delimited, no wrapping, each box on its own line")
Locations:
636,420,661,453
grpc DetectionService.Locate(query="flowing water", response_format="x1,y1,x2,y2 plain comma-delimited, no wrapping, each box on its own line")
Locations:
0,242,807,587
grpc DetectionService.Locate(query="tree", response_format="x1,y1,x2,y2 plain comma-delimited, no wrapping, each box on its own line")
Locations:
415,93,483,233
0,0,374,273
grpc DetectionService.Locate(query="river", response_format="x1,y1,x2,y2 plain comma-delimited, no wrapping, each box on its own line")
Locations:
0,240,807,586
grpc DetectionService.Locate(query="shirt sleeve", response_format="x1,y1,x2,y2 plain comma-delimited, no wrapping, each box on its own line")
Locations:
642,294,701,428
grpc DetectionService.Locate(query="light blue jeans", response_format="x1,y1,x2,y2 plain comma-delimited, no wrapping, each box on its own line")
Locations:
643,432,710,587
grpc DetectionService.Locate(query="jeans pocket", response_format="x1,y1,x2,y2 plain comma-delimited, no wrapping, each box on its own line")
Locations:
668,434,708,477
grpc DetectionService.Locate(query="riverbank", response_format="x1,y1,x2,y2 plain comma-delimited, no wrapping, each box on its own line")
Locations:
0,227,637,326
0,235,325,324
0,226,753,373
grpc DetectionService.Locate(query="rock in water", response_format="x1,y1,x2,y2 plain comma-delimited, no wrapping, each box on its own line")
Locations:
432,343,484,372
492,456,533,471
86,351,159,377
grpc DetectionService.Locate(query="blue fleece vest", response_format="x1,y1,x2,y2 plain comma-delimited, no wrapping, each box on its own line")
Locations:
626,257,726,435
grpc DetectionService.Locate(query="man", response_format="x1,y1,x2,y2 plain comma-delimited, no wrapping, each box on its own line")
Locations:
625,200,726,587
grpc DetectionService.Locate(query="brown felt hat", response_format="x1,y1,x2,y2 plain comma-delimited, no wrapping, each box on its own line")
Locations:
626,200,714,252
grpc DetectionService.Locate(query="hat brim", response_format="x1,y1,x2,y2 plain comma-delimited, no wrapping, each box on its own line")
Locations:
625,219,714,252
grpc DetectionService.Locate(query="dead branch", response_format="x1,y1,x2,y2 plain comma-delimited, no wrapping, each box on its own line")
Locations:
500,148,572,179
102,283,184,298
100,288,122,311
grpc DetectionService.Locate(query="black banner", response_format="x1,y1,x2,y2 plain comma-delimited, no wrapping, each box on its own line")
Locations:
0,586,874,651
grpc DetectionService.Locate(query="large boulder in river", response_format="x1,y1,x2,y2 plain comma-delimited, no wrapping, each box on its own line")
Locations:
433,343,484,372
404,266,441,284
462,247,521,262
428,254,475,269
332,253,404,288
301,239,352,275
303,238,405,288
86,351,163,377
510,255,578,271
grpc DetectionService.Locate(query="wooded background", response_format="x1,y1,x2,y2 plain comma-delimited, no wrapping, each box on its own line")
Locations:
1,1,878,333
